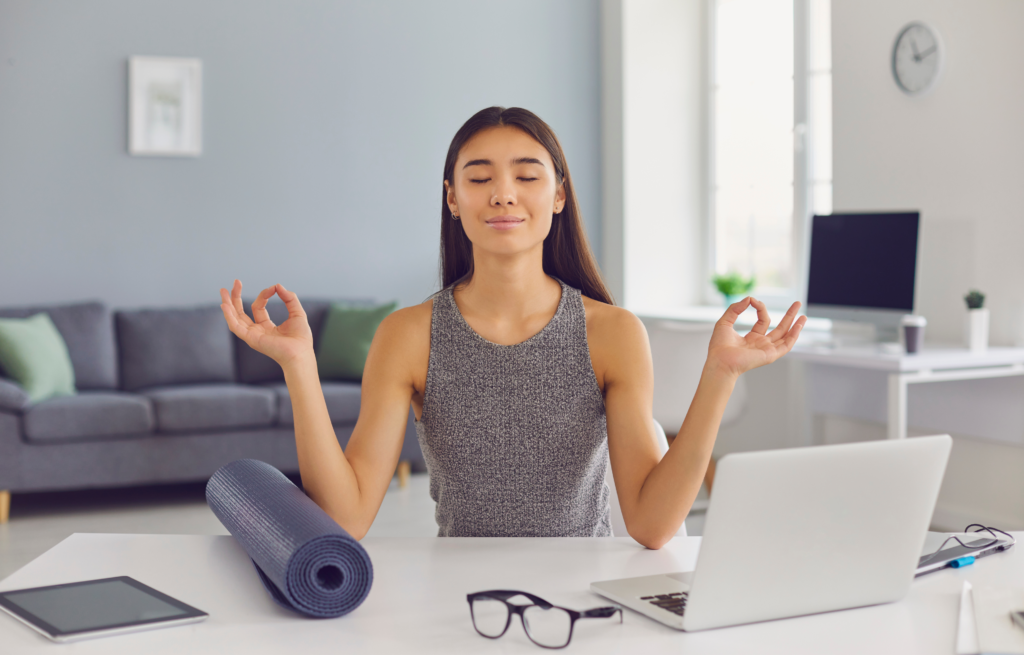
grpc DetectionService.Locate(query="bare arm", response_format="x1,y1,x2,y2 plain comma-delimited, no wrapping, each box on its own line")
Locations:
602,297,806,549
219,280,421,539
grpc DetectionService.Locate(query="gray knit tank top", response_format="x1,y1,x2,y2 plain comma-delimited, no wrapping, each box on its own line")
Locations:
414,279,612,537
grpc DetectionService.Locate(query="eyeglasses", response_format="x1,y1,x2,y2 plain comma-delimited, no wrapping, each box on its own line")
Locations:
467,590,623,649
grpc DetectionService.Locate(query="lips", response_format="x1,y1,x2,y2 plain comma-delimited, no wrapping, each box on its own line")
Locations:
486,215,525,230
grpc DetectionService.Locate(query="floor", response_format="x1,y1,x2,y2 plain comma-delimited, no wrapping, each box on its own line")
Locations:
0,475,708,581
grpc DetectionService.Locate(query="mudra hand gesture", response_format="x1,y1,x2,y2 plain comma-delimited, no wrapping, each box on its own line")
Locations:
219,279,313,368
707,297,806,378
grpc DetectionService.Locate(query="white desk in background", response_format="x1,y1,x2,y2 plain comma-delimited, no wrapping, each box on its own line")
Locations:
788,345,1024,440
2,533,1023,654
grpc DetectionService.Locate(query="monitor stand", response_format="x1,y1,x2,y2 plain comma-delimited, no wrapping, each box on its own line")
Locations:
828,320,900,348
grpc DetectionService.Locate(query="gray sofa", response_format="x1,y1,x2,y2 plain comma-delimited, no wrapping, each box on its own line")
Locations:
0,300,424,521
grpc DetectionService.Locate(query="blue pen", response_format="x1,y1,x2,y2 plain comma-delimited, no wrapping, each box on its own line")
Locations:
949,556,975,569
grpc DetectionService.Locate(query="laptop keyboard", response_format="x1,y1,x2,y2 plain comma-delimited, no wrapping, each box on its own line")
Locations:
640,592,688,616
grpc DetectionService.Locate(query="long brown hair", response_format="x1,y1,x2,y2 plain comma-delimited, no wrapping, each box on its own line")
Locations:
439,107,614,305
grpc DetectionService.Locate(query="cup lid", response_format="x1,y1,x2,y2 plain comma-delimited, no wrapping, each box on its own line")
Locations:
901,315,927,327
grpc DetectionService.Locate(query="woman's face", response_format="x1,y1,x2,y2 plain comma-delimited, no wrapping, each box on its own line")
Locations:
446,125,566,259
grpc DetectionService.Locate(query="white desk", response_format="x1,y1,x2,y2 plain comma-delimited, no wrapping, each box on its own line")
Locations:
789,345,1024,440
2,533,1022,654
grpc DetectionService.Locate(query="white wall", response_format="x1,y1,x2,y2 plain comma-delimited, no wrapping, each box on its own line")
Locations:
0,0,602,311
602,0,706,310
828,0,1024,529
832,0,1024,346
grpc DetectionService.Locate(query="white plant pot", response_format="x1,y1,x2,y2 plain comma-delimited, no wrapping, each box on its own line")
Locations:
966,308,989,353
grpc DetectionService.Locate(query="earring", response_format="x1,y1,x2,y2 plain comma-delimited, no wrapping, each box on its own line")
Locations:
452,210,459,219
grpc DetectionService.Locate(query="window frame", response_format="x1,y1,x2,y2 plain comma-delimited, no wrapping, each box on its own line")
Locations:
704,0,831,309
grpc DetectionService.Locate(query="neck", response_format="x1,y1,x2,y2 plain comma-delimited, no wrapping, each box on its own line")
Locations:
457,246,560,318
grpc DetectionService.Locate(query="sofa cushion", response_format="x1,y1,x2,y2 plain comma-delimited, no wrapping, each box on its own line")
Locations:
268,381,361,426
23,392,154,443
0,377,31,413
145,384,276,433
0,302,118,390
118,306,235,391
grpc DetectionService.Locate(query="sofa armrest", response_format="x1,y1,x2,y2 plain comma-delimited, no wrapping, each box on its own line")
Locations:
0,377,30,413
0,409,22,489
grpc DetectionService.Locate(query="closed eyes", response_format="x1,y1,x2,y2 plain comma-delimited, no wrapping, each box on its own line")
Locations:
469,177,538,184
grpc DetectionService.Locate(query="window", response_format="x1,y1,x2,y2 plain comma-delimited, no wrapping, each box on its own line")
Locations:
709,0,832,304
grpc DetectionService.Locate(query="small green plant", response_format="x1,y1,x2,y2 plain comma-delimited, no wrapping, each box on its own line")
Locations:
713,272,756,300
964,290,985,309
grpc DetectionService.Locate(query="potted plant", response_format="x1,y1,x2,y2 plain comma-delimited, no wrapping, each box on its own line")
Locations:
964,290,988,353
713,272,755,307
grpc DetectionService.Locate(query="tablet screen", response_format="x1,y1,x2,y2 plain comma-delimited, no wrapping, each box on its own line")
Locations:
0,577,206,638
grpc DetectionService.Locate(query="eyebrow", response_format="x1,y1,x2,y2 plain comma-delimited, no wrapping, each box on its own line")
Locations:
462,157,546,169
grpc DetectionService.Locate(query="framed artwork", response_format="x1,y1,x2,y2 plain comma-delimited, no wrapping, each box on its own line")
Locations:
129,56,202,156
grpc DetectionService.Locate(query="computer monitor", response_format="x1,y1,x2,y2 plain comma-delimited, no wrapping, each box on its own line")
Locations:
806,211,920,341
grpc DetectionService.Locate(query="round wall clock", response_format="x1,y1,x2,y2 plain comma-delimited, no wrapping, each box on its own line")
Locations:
892,22,944,95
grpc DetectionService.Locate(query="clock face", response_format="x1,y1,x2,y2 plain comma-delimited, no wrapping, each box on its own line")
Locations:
892,22,943,94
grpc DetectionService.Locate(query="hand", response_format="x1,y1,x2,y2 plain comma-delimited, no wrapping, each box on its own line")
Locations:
706,297,807,379
219,279,314,368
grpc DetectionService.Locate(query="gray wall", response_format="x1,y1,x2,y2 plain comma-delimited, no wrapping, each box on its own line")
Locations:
0,0,602,310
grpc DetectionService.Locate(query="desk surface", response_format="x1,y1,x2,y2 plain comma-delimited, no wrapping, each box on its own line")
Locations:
790,344,1024,372
1,533,1021,654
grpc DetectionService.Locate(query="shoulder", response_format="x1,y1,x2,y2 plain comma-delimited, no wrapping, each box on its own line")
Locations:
365,299,433,385
580,296,648,346
580,296,651,388
376,299,433,346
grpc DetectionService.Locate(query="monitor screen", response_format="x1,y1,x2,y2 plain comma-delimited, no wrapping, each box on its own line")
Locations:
806,212,919,311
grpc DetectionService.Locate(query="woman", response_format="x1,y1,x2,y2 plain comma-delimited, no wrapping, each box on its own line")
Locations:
219,106,805,549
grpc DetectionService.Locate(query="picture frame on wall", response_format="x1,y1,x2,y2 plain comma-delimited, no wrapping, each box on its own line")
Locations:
128,56,202,157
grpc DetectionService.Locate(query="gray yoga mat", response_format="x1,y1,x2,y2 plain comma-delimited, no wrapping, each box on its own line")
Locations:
206,459,373,618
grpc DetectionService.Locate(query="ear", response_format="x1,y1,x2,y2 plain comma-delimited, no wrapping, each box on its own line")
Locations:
444,180,458,216
554,182,567,214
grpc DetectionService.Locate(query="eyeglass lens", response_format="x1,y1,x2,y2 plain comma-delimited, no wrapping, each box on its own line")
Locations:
470,598,510,638
522,605,573,648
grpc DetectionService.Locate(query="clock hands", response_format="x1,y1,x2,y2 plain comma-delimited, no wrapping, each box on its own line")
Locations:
917,45,937,60
910,37,920,61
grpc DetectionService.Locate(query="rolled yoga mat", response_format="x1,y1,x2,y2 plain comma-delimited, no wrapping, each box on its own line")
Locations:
206,459,373,618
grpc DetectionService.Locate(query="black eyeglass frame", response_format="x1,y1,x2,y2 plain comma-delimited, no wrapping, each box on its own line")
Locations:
467,589,622,649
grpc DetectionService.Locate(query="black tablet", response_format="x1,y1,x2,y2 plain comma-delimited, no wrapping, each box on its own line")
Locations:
0,576,208,643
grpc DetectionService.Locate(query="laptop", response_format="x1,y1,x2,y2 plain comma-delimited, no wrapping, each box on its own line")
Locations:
591,435,952,631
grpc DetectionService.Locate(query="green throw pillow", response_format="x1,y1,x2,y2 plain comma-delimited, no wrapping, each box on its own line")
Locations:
0,313,77,403
316,302,398,380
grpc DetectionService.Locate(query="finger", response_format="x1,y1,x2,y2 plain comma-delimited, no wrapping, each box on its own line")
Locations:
749,298,771,335
767,301,802,341
219,287,249,327
251,286,277,327
219,300,249,339
780,316,808,351
274,284,307,320
230,280,254,326
716,296,752,328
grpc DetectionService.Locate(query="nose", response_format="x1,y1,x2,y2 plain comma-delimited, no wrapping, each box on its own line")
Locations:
490,174,517,207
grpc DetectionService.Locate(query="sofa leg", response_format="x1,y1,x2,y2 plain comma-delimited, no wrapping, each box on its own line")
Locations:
0,490,9,524
396,461,411,489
